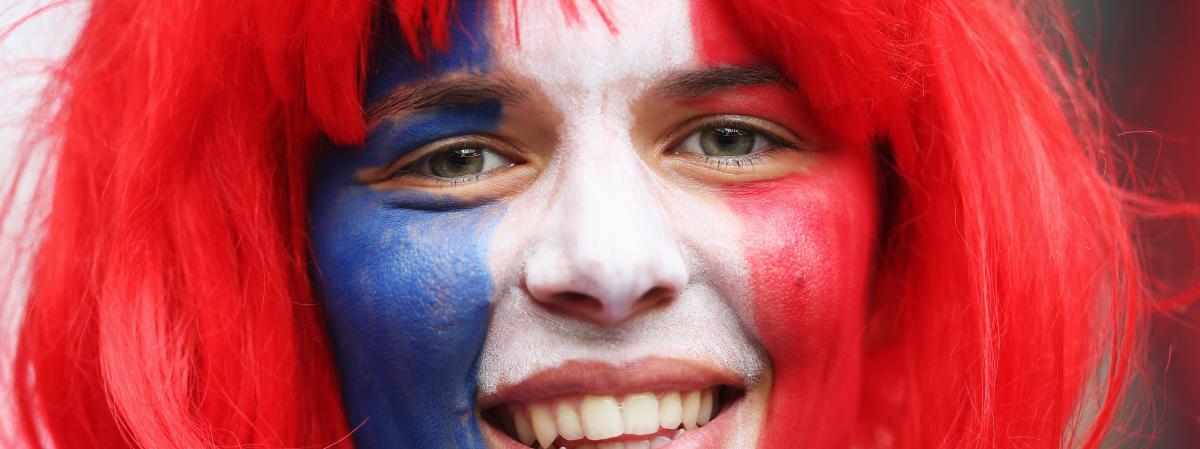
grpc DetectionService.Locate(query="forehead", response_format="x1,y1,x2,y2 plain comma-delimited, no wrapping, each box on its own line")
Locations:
491,0,698,91
368,0,703,103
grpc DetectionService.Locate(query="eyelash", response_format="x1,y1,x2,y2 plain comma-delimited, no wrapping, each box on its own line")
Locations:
416,173,486,185
693,152,772,170
387,140,512,185
670,117,799,169
380,118,803,186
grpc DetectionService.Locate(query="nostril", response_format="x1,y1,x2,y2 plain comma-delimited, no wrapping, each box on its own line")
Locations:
625,285,676,316
521,222,691,324
642,286,675,304
538,291,606,318
532,285,678,325
556,291,593,304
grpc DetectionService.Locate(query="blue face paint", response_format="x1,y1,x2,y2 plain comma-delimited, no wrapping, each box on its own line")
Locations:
362,100,504,168
366,0,492,103
309,1,499,448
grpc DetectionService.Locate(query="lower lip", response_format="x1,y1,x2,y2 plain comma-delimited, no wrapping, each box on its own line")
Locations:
482,394,745,449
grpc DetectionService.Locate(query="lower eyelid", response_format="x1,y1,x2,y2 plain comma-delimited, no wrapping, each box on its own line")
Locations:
672,134,777,158
705,154,768,169
422,174,484,185
673,124,796,156
389,148,512,179
682,147,780,168
406,161,518,186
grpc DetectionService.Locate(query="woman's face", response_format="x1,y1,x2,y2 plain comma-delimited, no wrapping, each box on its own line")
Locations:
309,1,878,448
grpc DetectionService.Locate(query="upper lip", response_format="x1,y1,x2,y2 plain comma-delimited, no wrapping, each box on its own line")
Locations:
477,357,745,409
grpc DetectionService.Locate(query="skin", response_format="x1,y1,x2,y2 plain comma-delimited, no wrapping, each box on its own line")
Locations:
308,0,879,448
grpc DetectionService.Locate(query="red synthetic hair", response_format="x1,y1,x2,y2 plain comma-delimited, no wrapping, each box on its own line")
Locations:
4,0,449,447
2,0,1192,448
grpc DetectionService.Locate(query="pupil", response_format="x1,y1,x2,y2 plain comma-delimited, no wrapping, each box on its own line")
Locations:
701,127,755,156
429,148,485,178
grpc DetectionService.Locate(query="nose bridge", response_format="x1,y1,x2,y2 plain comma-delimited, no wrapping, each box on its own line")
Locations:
565,137,663,279
524,121,688,323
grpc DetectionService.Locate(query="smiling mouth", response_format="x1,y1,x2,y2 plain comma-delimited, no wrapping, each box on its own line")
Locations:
483,385,743,448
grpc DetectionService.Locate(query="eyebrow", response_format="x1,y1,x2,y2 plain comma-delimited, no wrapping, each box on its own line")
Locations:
364,65,791,123
659,65,794,98
365,74,529,124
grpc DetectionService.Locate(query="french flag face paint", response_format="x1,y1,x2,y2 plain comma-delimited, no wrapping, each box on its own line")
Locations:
309,0,878,448
309,1,500,448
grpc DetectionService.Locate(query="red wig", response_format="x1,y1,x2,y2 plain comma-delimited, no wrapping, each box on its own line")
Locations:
3,0,1190,448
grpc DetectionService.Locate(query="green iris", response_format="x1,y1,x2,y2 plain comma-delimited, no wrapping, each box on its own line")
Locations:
428,147,485,178
700,126,756,157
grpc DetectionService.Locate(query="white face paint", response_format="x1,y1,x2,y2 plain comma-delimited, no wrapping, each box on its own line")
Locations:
477,1,770,448
319,0,878,444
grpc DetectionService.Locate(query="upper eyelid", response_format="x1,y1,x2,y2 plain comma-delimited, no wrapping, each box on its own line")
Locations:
381,135,520,172
358,136,509,185
366,115,806,184
676,127,778,155
369,147,515,187
662,115,805,153
704,121,793,148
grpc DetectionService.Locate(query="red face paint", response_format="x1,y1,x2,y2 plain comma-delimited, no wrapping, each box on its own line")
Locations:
691,2,881,447
725,167,877,449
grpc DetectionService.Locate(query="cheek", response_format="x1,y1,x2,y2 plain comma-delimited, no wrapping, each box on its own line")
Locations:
728,174,871,355
308,153,503,448
722,151,877,447
311,191,501,358
310,2,502,447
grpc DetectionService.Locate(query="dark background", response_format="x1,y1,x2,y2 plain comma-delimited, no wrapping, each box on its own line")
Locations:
1068,1,1200,447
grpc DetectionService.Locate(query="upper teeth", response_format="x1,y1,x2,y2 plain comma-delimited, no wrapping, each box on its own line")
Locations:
502,388,719,448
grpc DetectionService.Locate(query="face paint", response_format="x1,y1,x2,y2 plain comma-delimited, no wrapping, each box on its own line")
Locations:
691,2,879,448
308,1,501,448
479,1,776,448
310,0,877,448
365,1,492,104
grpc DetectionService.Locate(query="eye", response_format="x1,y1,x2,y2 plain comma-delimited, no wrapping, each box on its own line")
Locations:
661,116,816,181
397,143,515,183
691,126,761,156
675,121,787,159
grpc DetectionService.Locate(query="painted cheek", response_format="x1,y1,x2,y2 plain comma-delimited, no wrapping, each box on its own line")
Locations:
723,162,876,448
310,131,502,448
309,2,499,447
692,1,876,446
311,199,500,449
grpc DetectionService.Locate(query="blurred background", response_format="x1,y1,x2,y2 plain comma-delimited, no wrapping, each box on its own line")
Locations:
2,0,1199,447
1064,1,1200,447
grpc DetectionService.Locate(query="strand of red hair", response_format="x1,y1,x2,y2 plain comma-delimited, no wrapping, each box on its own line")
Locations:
2,0,454,447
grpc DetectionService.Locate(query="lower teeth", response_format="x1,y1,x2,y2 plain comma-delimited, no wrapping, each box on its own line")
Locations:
492,386,739,449
554,430,684,449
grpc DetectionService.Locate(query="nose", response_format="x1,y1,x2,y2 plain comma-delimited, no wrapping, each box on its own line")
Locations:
523,148,688,325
